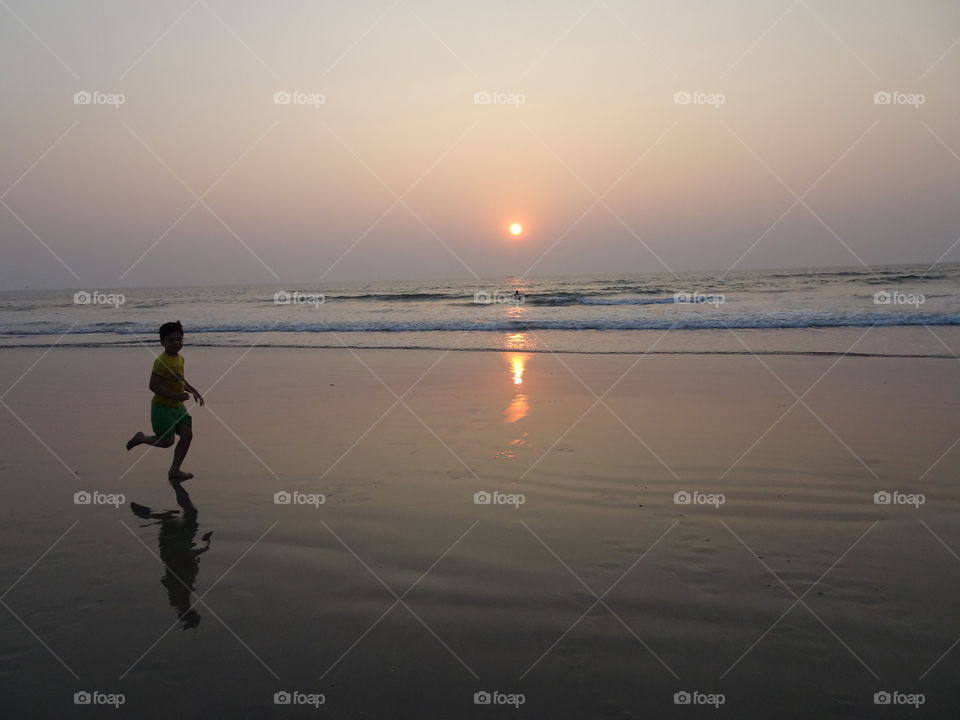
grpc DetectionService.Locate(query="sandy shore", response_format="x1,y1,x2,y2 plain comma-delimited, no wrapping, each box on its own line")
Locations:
1,347,959,718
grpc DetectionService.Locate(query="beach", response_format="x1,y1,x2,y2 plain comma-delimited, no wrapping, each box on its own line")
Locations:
3,0,957,714
2,345,959,718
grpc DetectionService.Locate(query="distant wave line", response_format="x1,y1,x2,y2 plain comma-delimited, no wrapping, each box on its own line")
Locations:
4,313,960,336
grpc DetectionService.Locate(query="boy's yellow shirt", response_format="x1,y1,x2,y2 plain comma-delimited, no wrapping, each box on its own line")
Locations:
151,353,185,407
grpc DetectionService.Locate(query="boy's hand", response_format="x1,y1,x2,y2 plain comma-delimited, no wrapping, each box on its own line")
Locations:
191,390,205,406
177,391,191,401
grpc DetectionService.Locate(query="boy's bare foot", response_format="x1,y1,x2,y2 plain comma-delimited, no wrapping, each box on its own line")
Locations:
126,432,144,451
168,470,193,481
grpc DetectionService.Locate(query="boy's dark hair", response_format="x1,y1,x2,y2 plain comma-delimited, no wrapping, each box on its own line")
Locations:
159,321,184,341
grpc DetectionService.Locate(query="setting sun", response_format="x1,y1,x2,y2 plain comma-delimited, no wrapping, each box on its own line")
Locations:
509,223,523,237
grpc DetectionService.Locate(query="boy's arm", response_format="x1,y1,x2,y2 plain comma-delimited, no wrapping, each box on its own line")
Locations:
183,378,205,406
150,373,191,402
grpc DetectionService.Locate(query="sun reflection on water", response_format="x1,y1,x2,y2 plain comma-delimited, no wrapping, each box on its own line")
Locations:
501,352,529,426
510,354,524,386
504,331,531,351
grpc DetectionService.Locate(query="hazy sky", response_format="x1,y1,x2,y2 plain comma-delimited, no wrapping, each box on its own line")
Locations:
2,0,959,289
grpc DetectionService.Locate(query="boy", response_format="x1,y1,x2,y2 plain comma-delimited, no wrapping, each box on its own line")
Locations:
126,321,204,481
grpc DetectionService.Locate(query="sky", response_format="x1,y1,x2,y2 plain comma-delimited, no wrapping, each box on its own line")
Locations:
1,0,959,290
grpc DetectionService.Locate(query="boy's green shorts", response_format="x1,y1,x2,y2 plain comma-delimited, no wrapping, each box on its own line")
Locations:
151,404,192,441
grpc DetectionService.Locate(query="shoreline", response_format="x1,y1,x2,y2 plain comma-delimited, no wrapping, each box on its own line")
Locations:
1,323,959,358
1,343,960,359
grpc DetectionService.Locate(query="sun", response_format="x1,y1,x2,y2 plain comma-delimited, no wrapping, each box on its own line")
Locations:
509,223,523,237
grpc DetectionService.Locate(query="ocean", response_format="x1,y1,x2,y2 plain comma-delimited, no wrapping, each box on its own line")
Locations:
1,264,958,356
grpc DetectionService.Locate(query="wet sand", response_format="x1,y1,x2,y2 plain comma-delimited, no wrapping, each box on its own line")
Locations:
1,347,959,718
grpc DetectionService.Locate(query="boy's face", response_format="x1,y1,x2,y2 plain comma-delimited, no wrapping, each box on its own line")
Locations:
161,331,184,355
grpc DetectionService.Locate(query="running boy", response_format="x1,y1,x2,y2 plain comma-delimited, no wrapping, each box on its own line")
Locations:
126,321,204,481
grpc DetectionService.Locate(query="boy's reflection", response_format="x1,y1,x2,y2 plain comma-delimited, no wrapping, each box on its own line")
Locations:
132,483,213,630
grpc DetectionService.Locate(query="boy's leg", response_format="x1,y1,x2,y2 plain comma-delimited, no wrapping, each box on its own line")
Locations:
169,422,193,479
130,404,183,454
127,431,175,450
